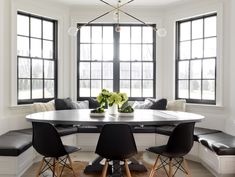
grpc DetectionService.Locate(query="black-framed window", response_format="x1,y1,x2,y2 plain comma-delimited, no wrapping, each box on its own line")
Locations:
176,13,217,104
17,12,58,104
77,24,156,100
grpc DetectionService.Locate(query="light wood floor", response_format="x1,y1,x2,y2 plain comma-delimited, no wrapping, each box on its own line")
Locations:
22,151,215,177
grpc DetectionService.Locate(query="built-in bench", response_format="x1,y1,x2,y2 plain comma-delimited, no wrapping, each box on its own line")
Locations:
1,124,235,177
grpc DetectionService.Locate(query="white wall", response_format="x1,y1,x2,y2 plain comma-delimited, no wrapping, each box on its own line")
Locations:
161,0,232,131
225,0,235,135
0,0,71,132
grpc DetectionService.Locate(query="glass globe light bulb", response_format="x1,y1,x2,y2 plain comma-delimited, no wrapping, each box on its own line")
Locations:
157,28,167,37
68,26,78,36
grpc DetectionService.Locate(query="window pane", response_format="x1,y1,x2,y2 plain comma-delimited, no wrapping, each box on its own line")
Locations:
120,27,130,43
91,80,101,97
190,60,201,79
131,27,141,43
143,44,152,61
131,80,141,97
31,18,41,38
178,61,189,79
103,62,113,79
190,80,201,99
18,58,30,78
120,80,130,96
80,26,90,43
92,26,102,43
91,62,101,79
180,41,190,59
103,27,113,43
18,79,30,99
103,80,113,92
180,22,191,41
203,59,215,79
131,62,142,79
143,63,153,79
204,38,216,57
192,19,203,39
44,80,54,98
32,59,43,78
131,44,141,61
44,60,54,79
178,80,188,98
43,40,53,59
205,16,216,37
43,21,53,40
143,27,153,43
192,39,203,59
17,15,29,36
143,80,153,97
203,80,215,100
80,44,90,60
120,62,130,79
80,62,90,79
80,80,90,97
120,44,130,61
32,80,43,99
17,36,29,56
31,38,42,57
103,44,113,61
91,44,102,60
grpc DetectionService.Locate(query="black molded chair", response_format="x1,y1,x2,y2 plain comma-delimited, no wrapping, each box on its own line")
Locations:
95,124,138,177
147,122,195,177
32,122,80,177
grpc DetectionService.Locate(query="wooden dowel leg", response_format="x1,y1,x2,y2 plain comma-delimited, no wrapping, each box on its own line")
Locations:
124,159,132,177
52,158,56,177
149,155,160,177
36,158,45,177
183,158,192,177
68,155,77,177
101,159,109,177
169,158,173,177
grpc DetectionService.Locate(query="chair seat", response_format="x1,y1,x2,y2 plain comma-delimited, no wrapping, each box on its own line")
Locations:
147,145,187,158
64,145,80,154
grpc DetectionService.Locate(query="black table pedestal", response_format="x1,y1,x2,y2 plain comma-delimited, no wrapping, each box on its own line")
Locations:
84,156,147,176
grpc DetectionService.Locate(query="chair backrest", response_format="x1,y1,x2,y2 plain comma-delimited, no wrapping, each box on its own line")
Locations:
95,124,137,160
32,122,67,158
166,122,195,155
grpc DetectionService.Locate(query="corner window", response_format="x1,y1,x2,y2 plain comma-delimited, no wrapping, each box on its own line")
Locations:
17,12,58,104
77,24,156,100
176,13,217,104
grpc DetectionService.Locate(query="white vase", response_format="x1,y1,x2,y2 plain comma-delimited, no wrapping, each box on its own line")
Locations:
108,104,118,115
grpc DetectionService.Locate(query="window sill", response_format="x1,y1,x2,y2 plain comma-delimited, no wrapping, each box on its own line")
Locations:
9,104,33,110
186,103,224,110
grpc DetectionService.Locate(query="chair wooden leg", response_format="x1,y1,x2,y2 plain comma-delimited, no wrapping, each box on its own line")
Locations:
52,158,56,177
101,159,109,177
36,158,45,177
55,159,60,177
68,155,77,177
183,158,192,177
124,159,132,177
149,155,160,177
168,158,173,177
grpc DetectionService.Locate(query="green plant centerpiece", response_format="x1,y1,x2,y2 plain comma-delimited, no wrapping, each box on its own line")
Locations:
94,89,131,114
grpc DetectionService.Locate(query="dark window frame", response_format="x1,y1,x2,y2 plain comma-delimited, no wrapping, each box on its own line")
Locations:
17,11,58,104
175,13,217,104
77,24,156,101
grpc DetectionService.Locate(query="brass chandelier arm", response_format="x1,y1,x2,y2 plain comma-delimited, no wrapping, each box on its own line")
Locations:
100,0,135,10
100,0,158,31
78,8,117,29
77,0,135,29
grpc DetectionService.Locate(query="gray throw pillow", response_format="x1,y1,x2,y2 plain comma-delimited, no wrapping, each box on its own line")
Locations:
132,99,153,109
71,100,89,109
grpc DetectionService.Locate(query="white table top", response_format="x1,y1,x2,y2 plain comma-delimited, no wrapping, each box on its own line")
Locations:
26,109,205,126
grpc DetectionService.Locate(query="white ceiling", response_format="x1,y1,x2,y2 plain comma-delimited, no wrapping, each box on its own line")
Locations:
43,0,199,7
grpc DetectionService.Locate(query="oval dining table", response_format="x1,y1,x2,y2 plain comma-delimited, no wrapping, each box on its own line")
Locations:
26,109,204,176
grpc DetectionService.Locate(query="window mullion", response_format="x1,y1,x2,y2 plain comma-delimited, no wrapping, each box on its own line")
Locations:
113,25,120,92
